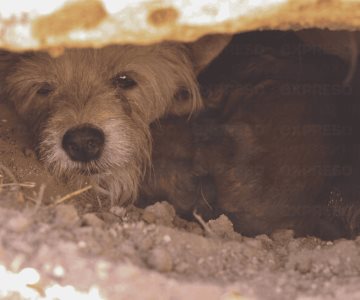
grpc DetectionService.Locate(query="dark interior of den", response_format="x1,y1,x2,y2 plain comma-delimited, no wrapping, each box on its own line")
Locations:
139,30,360,241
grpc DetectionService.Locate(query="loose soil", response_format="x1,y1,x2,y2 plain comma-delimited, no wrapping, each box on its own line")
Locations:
1,101,360,300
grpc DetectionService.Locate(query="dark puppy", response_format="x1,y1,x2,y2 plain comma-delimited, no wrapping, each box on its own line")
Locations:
141,31,360,240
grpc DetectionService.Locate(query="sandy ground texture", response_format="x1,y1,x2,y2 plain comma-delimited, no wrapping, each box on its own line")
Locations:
1,101,360,300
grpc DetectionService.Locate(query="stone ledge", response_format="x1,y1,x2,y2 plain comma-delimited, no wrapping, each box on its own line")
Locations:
0,0,360,51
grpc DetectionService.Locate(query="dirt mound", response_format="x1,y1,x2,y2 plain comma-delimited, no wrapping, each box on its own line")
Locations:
1,101,360,300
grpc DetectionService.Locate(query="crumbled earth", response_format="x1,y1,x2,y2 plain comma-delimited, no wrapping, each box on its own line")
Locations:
1,101,360,300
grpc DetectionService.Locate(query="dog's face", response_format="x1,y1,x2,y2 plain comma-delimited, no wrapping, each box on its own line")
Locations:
0,35,231,205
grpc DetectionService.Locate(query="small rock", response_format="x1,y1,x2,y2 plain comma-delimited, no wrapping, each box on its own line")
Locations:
244,238,263,249
208,214,238,239
287,239,302,252
221,291,244,300
52,265,65,278
271,229,294,242
110,206,127,217
55,204,79,226
82,213,104,227
295,259,312,274
256,234,272,243
96,260,110,280
78,241,87,248
6,214,32,232
142,202,176,226
147,247,173,272
134,235,154,251
175,262,189,273
22,147,36,158
97,212,119,224
163,235,171,243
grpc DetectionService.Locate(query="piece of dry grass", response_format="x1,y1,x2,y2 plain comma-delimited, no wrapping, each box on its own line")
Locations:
193,210,215,237
0,162,17,183
0,162,27,203
0,174,3,193
53,185,92,206
0,182,36,188
32,184,46,213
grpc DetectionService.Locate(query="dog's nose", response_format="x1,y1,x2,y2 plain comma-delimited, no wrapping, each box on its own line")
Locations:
62,124,105,162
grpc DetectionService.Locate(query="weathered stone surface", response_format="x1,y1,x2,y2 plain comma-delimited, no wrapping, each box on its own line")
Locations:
0,0,360,51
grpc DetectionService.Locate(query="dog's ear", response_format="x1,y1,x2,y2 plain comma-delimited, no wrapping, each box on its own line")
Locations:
188,34,232,75
0,50,21,70
0,50,34,96
0,50,27,80
0,50,20,96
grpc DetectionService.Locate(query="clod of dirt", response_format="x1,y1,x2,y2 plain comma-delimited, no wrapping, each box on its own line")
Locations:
142,201,176,226
147,247,174,272
109,205,127,218
5,214,32,233
97,212,120,224
271,229,295,243
55,204,80,227
22,147,36,158
2,101,360,299
82,213,105,227
207,214,241,240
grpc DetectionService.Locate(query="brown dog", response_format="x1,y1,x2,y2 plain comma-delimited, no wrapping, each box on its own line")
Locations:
0,35,231,206
141,31,360,239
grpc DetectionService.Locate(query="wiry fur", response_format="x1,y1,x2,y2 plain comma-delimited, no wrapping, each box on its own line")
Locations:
0,43,203,205
140,31,360,240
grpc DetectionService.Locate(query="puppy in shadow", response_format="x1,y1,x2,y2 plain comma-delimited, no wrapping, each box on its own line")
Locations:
140,31,360,240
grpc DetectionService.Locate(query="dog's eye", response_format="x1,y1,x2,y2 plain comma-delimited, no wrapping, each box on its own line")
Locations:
37,83,54,96
174,87,190,102
111,73,137,90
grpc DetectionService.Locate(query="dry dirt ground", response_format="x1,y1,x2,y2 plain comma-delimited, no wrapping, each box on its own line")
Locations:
1,100,360,300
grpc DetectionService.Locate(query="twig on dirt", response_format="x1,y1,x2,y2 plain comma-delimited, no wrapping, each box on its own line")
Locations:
23,197,37,204
33,184,46,213
0,162,17,183
0,182,36,188
0,163,28,203
193,210,215,237
0,174,3,192
53,185,92,206
96,195,103,209
23,184,46,215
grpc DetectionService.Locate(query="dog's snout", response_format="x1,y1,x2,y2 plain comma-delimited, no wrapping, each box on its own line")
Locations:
62,124,105,162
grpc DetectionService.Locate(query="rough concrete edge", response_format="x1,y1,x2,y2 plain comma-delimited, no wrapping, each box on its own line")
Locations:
0,0,359,51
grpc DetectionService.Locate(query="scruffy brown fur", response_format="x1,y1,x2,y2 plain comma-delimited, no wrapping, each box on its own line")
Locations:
0,36,231,205
0,44,202,205
141,32,360,240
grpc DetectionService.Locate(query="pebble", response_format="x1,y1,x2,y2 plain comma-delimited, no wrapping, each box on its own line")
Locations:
295,259,312,274
271,229,294,242
142,201,175,226
147,247,173,272
163,234,171,243
22,147,36,158
6,214,32,232
52,265,65,278
175,262,189,273
55,204,79,226
97,212,119,224
208,214,238,239
82,213,104,227
109,206,127,217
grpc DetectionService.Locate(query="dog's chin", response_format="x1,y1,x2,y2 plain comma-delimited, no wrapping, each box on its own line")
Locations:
77,165,101,176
